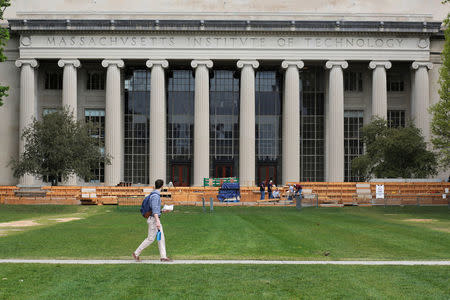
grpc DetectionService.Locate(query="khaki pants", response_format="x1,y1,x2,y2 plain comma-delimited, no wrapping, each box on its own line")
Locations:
134,216,167,259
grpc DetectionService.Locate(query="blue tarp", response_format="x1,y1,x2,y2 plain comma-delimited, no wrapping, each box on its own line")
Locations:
217,182,240,202
221,182,240,190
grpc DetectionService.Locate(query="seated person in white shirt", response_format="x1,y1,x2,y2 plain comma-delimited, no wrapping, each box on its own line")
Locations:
272,188,281,199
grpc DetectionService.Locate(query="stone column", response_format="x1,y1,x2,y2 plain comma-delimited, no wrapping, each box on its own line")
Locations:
191,60,213,186
369,61,391,119
324,70,330,181
325,61,348,182
146,60,169,185
237,60,259,186
281,60,304,184
102,59,124,186
15,59,39,186
58,59,81,185
58,59,80,116
411,61,433,143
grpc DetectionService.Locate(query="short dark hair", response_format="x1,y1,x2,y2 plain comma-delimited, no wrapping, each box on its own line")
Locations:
155,179,164,189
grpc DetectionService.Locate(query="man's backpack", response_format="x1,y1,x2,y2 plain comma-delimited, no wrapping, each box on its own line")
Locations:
140,192,157,218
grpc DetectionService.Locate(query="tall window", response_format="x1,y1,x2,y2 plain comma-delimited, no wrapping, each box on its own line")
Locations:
209,70,240,178
344,71,363,92
344,110,364,182
256,71,282,185
45,72,63,90
167,70,194,186
124,70,151,184
85,109,105,183
387,73,404,92
387,110,406,128
300,66,325,182
87,71,105,90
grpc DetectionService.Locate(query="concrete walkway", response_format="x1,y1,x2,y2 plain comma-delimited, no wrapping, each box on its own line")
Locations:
0,259,449,265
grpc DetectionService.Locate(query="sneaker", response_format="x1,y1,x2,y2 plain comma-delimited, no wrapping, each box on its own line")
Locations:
132,252,141,262
160,257,173,262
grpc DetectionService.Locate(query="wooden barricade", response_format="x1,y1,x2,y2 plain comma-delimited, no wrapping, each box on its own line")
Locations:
0,186,20,204
369,182,449,206
286,182,450,206
1,182,449,206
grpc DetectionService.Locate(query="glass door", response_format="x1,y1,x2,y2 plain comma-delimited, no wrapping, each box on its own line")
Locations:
171,164,190,186
214,164,233,178
257,165,277,185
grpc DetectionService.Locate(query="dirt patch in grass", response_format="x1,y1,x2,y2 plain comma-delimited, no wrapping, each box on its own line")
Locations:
49,218,82,223
430,227,450,233
0,220,40,227
405,219,435,222
0,229,23,234
0,216,84,237
404,218,450,233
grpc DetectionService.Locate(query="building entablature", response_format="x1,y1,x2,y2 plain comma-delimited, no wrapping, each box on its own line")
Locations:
12,31,436,61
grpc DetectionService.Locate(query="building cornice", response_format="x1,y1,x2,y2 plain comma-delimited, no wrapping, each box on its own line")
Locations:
7,19,443,35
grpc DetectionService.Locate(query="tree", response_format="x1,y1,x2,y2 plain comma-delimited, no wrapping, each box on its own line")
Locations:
429,11,450,168
0,0,10,106
10,109,111,185
351,118,438,180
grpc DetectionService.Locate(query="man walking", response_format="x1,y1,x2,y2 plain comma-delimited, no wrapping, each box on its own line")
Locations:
133,179,172,262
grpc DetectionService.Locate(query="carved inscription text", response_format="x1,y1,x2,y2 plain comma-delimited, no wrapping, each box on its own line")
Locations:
34,35,420,50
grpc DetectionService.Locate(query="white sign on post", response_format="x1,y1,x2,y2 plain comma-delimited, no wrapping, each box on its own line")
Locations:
376,185,385,199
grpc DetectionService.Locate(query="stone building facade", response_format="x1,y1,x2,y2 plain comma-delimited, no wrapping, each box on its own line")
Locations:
0,0,447,186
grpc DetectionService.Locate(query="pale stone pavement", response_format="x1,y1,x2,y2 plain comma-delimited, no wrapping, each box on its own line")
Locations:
0,259,449,265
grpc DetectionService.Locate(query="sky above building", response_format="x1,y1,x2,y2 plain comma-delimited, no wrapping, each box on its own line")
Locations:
4,0,448,22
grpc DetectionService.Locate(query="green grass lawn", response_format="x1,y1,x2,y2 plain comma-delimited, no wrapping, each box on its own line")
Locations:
0,205,448,260
0,205,449,299
0,264,448,299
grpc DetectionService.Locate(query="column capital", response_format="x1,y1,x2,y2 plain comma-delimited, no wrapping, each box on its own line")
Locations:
101,59,124,68
191,59,213,69
15,59,38,68
325,60,348,69
281,60,304,69
146,59,169,69
58,59,81,68
412,61,433,70
369,60,392,70
237,60,259,69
